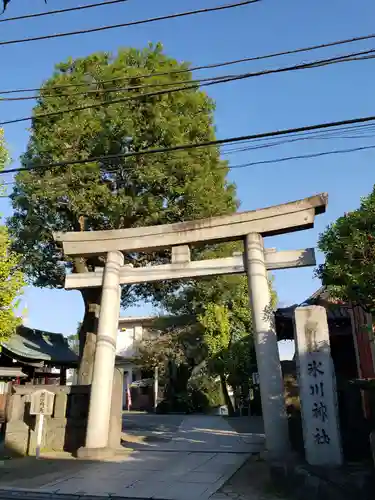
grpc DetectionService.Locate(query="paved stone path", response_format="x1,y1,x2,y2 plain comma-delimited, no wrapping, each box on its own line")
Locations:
0,416,266,500
122,414,265,453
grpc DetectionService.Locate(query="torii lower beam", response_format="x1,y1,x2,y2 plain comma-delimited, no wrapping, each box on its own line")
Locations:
64,248,316,289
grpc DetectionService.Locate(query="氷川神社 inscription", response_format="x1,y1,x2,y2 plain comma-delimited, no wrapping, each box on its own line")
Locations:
293,306,342,465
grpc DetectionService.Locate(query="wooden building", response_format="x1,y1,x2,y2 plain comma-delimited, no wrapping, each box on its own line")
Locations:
0,325,78,424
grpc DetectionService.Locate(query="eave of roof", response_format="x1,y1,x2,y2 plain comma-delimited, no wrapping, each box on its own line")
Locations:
1,325,78,365
0,367,27,378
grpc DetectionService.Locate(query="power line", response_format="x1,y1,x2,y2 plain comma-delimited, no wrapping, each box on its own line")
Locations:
1,50,374,125
221,130,375,155
1,31,375,96
0,0,131,23
3,124,375,185
0,1,259,47
2,123,374,185
0,48,374,103
0,75,221,101
1,144,374,197
227,144,375,169
2,113,375,176
4,118,374,185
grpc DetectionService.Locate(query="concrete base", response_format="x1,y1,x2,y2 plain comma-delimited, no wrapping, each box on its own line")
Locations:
76,446,115,460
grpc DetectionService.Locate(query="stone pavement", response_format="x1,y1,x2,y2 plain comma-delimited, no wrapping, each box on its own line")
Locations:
0,416,265,500
121,415,265,453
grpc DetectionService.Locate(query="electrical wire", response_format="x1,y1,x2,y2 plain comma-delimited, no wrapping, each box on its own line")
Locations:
1,124,375,189
1,144,374,198
0,1,260,47
0,48,374,103
1,113,375,176
226,144,375,169
1,31,375,96
3,124,375,184
0,0,131,23
1,50,374,125
220,132,375,156
0,74,224,101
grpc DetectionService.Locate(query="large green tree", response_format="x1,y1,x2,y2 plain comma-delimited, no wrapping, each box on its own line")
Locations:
0,130,25,341
8,45,237,383
316,185,375,312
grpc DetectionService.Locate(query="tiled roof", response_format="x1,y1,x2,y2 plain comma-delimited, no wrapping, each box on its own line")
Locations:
2,325,78,366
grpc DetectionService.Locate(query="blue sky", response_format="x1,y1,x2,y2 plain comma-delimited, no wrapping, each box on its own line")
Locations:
0,0,374,360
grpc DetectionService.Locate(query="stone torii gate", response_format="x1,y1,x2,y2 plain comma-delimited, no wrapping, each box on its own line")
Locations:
54,193,328,460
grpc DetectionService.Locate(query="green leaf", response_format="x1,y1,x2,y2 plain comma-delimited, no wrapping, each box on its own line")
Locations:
0,129,25,341
316,185,375,313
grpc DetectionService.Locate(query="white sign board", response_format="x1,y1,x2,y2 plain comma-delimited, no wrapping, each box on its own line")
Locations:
252,372,260,385
293,306,342,466
30,390,55,459
30,390,55,416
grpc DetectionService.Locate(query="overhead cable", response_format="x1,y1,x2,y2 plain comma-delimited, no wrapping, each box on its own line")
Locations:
1,50,374,124
0,0,131,23
227,144,375,169
1,31,375,96
1,144,374,197
0,1,260,47
2,114,375,176
0,48,374,103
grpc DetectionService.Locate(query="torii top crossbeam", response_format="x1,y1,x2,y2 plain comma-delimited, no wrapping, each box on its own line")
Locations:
54,193,327,256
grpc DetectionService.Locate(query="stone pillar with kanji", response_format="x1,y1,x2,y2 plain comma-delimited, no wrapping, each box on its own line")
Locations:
293,305,343,465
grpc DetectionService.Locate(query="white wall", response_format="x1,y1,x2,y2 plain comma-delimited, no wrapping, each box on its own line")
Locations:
116,324,144,359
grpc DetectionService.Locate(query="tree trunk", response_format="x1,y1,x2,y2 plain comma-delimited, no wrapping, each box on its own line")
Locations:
220,374,235,416
77,287,101,385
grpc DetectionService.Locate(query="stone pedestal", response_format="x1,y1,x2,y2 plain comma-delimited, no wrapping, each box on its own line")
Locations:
76,446,114,460
293,305,342,466
245,232,289,459
5,385,89,456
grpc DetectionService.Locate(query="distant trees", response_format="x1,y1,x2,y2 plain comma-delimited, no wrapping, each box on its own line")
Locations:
0,130,25,341
317,185,375,312
136,252,277,413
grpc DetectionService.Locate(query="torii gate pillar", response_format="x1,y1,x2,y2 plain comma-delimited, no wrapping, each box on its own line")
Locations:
245,233,289,457
78,250,124,459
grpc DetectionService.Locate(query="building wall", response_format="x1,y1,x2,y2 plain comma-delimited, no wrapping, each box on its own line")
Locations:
118,320,146,410
116,324,143,358
65,317,158,410
117,318,160,411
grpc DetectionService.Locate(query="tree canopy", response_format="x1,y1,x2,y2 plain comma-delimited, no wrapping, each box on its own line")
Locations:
7,45,237,381
316,185,375,312
9,45,236,289
0,130,25,341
